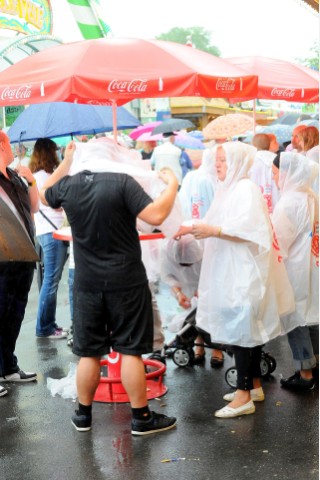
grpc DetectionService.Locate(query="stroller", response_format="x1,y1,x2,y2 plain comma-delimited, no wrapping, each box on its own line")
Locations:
162,308,277,388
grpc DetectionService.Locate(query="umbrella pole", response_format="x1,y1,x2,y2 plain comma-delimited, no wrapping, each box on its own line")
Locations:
253,99,256,135
112,100,118,142
2,107,6,129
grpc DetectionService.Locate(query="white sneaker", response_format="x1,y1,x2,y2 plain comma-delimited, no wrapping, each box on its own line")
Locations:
0,370,37,383
55,325,70,334
215,400,255,418
45,330,68,340
0,384,8,396
223,387,265,402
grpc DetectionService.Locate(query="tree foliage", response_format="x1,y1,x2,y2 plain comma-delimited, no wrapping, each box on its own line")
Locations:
156,26,221,57
296,41,319,71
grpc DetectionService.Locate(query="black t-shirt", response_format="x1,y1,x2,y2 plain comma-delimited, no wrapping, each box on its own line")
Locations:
45,171,153,291
0,168,35,244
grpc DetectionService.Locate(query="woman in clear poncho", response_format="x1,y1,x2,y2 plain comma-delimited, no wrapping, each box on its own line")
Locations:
178,147,225,365
271,152,319,391
176,141,295,418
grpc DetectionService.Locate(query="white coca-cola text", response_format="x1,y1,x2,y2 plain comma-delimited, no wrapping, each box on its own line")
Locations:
107,79,148,94
216,78,236,91
1,85,32,101
271,87,296,98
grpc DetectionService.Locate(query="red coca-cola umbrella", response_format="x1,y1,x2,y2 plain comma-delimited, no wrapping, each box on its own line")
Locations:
0,38,257,133
225,55,319,103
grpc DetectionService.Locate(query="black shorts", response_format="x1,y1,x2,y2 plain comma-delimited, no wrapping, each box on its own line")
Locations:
72,283,153,357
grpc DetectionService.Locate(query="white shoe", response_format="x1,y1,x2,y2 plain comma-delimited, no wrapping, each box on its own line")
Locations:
43,330,68,339
223,387,265,402
0,384,8,396
0,370,37,383
215,400,255,418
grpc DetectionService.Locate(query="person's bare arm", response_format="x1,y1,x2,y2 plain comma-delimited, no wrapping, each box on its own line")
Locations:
40,141,76,205
138,168,179,225
15,165,39,213
192,223,246,243
173,224,193,239
171,287,191,309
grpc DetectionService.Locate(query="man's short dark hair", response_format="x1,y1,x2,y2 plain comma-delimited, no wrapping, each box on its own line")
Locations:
162,132,176,138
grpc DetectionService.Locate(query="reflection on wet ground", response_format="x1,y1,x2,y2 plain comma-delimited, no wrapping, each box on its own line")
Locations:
0,268,318,480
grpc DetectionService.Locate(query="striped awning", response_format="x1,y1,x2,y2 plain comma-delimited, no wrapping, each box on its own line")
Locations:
301,0,319,12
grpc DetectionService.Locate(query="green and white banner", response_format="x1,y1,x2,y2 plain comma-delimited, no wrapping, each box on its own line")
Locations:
67,0,112,39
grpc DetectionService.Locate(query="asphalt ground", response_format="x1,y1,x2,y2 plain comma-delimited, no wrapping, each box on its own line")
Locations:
0,265,318,480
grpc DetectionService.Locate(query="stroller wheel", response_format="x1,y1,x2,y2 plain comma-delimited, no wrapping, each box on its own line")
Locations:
260,357,270,377
263,353,277,374
268,356,277,373
172,348,193,367
225,367,237,388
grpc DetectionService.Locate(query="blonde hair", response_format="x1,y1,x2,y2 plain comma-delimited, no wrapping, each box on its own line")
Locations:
298,126,319,152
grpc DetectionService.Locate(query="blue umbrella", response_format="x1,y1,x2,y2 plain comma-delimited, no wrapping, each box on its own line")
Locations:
259,125,293,145
7,102,141,143
237,125,294,145
188,130,205,140
296,119,319,129
174,133,205,150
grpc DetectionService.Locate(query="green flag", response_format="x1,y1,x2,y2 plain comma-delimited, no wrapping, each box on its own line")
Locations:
67,0,112,39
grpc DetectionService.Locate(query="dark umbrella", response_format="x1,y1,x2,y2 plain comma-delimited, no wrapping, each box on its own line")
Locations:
7,102,141,143
152,118,194,135
0,198,39,262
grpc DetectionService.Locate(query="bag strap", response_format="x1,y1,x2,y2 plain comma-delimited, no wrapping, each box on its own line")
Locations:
39,209,58,230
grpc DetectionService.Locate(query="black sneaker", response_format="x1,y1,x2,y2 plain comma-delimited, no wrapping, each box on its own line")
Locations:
131,411,177,436
71,410,92,432
280,372,315,391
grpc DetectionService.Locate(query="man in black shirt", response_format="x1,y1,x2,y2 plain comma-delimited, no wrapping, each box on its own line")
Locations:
40,141,179,435
0,131,39,395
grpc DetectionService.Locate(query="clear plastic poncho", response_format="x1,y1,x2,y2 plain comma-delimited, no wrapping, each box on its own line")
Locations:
178,147,217,220
195,142,295,347
271,152,319,327
160,235,203,298
248,150,280,213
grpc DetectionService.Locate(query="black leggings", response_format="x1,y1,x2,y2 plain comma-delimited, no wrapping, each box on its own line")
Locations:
233,345,262,391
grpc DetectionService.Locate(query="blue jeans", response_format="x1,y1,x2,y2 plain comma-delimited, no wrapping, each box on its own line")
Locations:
0,263,34,376
36,233,68,337
68,268,74,330
287,326,317,371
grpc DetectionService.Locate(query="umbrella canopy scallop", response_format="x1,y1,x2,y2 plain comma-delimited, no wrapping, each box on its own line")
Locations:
203,113,255,140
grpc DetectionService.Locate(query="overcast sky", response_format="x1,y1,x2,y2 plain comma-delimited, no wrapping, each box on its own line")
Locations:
51,0,318,62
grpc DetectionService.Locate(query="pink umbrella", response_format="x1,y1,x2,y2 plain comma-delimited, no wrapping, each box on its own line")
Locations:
203,113,255,140
134,131,163,142
129,121,162,140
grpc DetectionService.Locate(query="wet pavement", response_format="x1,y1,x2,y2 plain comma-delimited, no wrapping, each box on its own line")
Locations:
0,266,318,480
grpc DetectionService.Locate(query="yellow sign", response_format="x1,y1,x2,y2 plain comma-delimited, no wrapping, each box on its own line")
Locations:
0,0,52,35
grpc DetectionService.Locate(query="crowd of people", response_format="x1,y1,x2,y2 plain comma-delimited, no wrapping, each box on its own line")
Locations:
0,120,318,434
